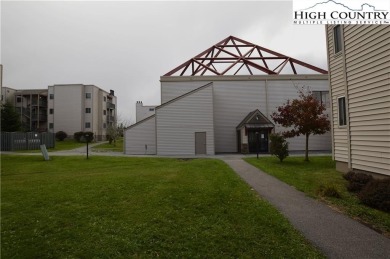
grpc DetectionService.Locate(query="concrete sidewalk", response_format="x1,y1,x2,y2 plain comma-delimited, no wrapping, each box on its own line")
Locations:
222,158,390,259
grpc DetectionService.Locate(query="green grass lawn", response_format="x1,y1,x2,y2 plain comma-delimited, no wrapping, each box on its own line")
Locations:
245,156,390,237
1,155,324,258
92,138,123,152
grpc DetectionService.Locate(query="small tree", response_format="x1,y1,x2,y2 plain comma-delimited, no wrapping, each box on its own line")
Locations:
269,133,289,162
1,102,21,132
106,124,119,145
271,90,330,162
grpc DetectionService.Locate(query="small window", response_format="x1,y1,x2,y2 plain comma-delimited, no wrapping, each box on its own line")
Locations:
312,91,330,108
104,96,106,102
16,96,22,103
49,94,54,100
86,93,91,99
103,110,106,115
149,108,155,111
338,97,347,126
103,123,106,129
85,108,91,113
85,122,91,128
333,25,342,54
49,123,54,129
49,109,54,114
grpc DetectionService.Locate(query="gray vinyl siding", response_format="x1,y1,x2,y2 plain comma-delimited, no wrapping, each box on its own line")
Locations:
125,116,156,155
327,25,349,163
161,78,330,153
344,25,390,176
161,81,207,104
267,80,331,151
156,84,214,155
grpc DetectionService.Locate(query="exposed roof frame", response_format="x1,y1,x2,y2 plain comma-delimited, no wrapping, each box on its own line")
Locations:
164,36,327,76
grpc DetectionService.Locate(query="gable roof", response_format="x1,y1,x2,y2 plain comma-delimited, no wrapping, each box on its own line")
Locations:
164,36,327,76
236,109,274,130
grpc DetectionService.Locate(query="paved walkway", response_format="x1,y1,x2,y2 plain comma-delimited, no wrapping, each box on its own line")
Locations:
222,157,390,259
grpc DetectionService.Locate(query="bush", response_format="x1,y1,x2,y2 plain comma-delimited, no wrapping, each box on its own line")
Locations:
83,132,94,143
358,179,390,212
269,133,289,162
343,171,373,193
55,131,67,141
74,131,94,143
74,131,84,142
316,184,342,199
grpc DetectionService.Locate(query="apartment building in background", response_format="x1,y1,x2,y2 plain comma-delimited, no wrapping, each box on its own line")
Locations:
48,84,117,140
326,25,389,177
2,83,116,140
2,87,48,132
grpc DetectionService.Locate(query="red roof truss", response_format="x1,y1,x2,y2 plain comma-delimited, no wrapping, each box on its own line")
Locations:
164,36,327,76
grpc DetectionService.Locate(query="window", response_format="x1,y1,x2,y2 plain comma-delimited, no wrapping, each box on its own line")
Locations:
104,96,106,102
16,96,22,103
49,109,54,114
103,123,106,129
85,108,91,113
103,110,106,115
149,108,155,111
49,123,54,129
312,91,330,108
49,94,54,100
85,122,91,128
333,25,342,54
338,97,347,126
86,93,91,99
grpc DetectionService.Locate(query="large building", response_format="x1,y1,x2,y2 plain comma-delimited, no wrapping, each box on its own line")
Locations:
326,25,389,177
2,84,117,140
48,84,117,140
125,36,331,155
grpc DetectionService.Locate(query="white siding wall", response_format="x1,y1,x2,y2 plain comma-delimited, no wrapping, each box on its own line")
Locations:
344,25,390,176
156,84,214,155
327,25,349,163
125,116,156,155
161,78,331,153
213,81,266,152
267,80,331,151
136,102,156,122
161,81,207,104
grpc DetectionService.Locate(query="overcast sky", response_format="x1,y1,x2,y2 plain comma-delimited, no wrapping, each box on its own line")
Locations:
1,0,328,123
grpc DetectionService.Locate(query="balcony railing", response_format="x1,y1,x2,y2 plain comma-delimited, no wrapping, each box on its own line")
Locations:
107,116,115,123
31,100,48,107
107,102,115,109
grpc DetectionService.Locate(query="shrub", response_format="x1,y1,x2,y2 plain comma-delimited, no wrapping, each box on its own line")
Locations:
83,132,94,143
316,184,341,199
55,131,67,141
358,179,390,212
74,131,84,142
269,133,289,162
344,171,373,193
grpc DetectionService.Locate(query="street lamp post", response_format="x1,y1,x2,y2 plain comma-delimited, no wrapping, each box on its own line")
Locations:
255,132,259,159
85,134,89,159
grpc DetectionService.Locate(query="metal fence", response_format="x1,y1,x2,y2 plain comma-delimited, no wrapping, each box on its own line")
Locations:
0,132,55,151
